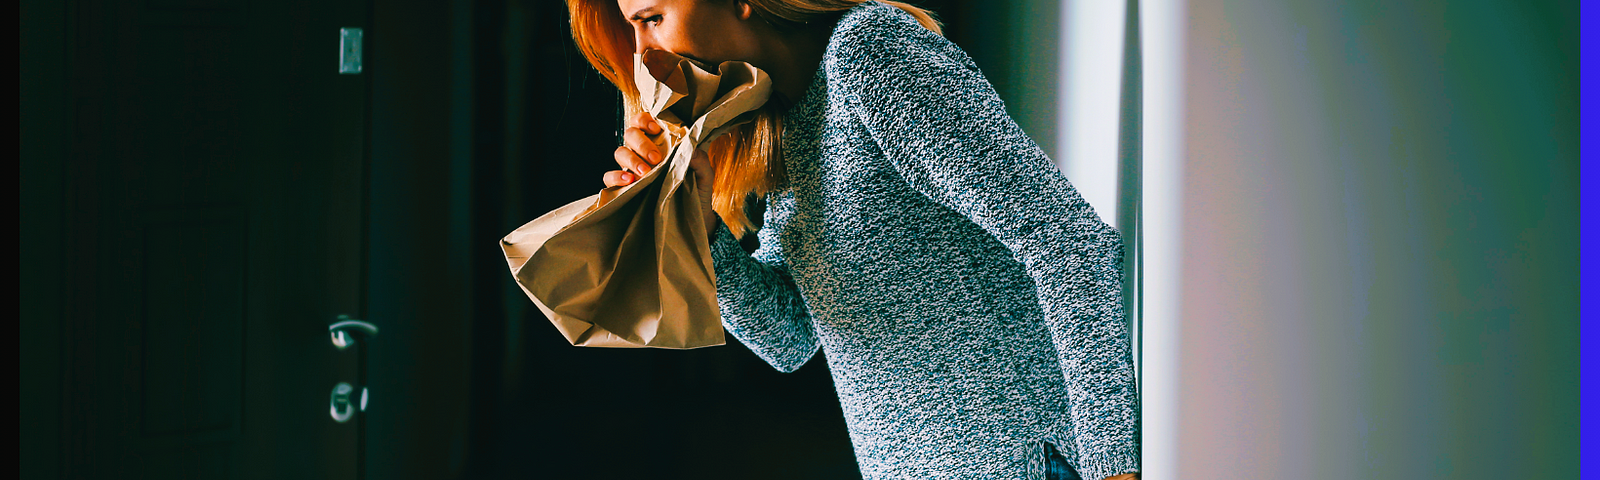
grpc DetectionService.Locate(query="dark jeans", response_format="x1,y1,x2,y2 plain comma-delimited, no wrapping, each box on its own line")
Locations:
1044,442,1083,480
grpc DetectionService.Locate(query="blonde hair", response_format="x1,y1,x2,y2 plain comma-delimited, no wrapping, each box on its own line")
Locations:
567,0,941,238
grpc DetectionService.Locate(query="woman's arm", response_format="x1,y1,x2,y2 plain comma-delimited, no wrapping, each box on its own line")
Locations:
708,218,821,373
605,112,818,372
829,7,1139,480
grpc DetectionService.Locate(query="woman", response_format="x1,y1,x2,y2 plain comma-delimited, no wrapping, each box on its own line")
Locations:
572,0,1140,478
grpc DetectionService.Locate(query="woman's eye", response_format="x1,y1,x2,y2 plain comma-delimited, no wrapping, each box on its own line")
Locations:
644,15,662,25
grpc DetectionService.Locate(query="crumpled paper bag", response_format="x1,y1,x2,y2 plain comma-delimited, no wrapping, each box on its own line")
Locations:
500,49,773,349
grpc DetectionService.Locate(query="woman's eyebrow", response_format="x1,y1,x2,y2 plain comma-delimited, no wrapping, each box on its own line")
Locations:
627,8,657,21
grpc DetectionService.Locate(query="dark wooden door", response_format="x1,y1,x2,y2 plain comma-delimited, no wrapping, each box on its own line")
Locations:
58,0,371,478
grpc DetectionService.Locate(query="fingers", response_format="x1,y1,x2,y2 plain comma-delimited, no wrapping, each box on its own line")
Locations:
623,127,662,166
687,146,715,191
687,147,719,236
613,145,653,177
687,145,712,174
632,111,662,135
607,112,665,187
619,111,664,175
603,170,637,188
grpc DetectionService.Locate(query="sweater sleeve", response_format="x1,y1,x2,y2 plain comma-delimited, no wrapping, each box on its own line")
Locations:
709,218,820,373
828,7,1140,480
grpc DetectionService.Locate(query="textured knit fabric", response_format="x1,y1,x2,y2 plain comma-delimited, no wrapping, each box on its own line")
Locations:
706,2,1140,479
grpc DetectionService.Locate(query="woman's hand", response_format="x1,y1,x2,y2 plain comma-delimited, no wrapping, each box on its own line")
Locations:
603,111,720,236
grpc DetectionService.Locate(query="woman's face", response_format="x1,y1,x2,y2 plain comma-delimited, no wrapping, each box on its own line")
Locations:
617,0,765,67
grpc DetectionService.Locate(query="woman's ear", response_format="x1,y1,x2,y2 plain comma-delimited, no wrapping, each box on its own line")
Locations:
737,1,753,20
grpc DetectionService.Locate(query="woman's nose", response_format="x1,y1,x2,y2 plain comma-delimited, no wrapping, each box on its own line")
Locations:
632,29,658,55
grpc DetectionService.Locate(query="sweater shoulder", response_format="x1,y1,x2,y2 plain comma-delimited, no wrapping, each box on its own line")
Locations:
828,2,922,48
825,1,972,96
824,2,976,84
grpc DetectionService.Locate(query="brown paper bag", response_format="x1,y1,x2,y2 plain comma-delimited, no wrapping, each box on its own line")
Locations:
500,49,773,349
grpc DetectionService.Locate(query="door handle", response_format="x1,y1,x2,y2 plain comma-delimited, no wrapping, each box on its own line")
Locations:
329,382,369,423
329,314,378,350
328,315,374,423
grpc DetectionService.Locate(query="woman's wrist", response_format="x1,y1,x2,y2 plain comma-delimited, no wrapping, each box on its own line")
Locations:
706,213,723,237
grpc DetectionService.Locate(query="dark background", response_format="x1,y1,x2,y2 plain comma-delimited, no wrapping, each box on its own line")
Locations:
19,1,1060,478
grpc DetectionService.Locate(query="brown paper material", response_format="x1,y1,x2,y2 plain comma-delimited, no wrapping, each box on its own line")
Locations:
500,49,772,349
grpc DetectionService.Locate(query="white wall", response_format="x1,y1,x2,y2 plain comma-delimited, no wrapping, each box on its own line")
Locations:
1058,0,1128,229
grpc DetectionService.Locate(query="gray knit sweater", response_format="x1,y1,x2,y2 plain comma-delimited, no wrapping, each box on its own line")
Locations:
706,2,1140,479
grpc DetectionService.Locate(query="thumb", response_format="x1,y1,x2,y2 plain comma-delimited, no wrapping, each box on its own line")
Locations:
690,147,716,193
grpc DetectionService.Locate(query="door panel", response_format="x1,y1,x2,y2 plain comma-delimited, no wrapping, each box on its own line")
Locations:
60,0,370,478
139,211,246,440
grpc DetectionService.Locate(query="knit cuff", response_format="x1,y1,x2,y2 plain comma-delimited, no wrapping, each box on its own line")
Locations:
1076,450,1140,480
708,219,749,275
